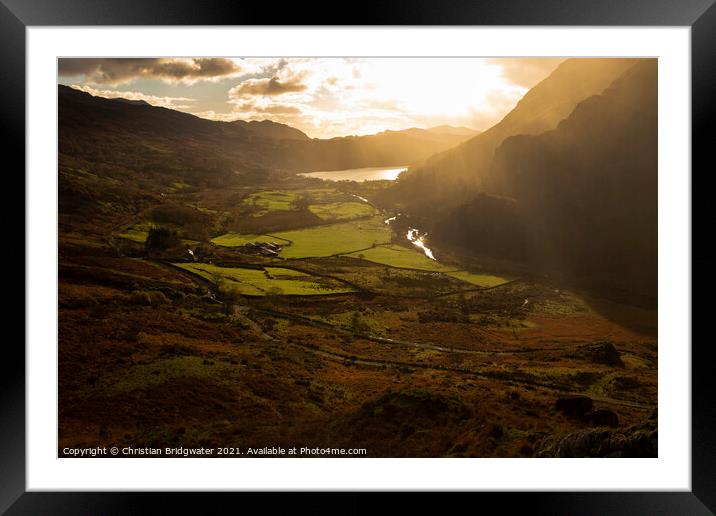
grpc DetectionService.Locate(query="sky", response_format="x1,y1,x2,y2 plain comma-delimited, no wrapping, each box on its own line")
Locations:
58,57,564,139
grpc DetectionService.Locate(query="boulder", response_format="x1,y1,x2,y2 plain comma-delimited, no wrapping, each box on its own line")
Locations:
538,424,657,457
589,409,619,428
555,395,593,417
578,341,624,367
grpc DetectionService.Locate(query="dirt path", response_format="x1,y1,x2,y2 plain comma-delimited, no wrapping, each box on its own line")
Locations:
233,306,274,341
150,259,654,411
284,339,652,411
252,306,561,356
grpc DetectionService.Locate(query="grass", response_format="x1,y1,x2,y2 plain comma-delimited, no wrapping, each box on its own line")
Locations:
344,244,511,288
104,356,240,395
309,202,376,222
445,270,511,288
243,190,298,214
171,181,190,191
174,263,356,296
211,233,289,247
310,311,386,336
302,187,346,202
117,228,149,243
272,217,392,258
345,244,456,272
116,221,156,243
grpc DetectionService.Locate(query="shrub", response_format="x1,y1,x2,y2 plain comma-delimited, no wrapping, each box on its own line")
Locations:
130,290,169,306
129,290,153,306
184,293,202,306
151,204,210,226
145,227,180,254
148,290,169,306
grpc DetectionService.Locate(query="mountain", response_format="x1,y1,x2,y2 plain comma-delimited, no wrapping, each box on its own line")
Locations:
58,85,472,230
111,97,150,106
284,127,475,171
426,125,478,137
230,119,310,141
433,59,657,305
388,58,643,216
377,126,478,146
59,85,471,177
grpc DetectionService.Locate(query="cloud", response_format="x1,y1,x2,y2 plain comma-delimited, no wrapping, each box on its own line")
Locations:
70,84,196,109
230,75,308,97
63,57,564,138
59,58,244,85
489,58,565,88
219,58,531,137
192,102,303,124
190,111,241,123
235,101,303,115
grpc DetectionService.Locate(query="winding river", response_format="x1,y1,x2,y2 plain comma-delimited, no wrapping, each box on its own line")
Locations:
302,166,436,260
405,227,436,260
383,213,435,260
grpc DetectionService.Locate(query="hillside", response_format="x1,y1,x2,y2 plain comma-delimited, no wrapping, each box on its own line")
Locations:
433,60,657,305
387,58,642,215
58,85,473,231
57,59,658,460
59,85,472,175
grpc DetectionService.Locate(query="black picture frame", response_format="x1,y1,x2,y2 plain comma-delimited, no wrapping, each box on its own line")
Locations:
4,0,713,511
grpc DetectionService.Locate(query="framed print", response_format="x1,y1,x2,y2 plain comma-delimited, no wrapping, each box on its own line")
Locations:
6,0,714,511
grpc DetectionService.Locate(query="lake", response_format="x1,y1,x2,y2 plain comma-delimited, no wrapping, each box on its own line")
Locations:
298,165,408,182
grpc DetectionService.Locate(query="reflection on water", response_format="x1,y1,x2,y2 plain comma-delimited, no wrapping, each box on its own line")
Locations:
299,165,408,182
385,215,436,260
406,228,436,260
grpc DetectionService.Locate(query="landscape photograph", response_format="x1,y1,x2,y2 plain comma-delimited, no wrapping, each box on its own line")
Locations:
58,57,657,458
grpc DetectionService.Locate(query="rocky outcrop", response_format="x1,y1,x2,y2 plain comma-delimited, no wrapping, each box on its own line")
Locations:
589,409,619,428
555,395,593,417
577,341,624,367
537,422,657,457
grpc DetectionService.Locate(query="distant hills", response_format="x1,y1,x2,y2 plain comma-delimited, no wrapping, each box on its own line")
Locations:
230,118,311,141
58,84,475,231
374,126,480,146
59,85,474,178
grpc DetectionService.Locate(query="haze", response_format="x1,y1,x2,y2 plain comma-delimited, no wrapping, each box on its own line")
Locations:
58,57,563,138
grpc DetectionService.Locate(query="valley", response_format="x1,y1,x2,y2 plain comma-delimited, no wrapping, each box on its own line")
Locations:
57,57,657,458
59,174,657,458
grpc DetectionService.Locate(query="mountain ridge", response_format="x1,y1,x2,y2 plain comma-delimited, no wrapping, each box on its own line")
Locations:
387,58,645,215
433,59,657,305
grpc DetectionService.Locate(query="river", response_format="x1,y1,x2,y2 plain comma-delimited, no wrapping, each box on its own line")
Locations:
382,213,436,260
405,227,436,260
298,165,408,182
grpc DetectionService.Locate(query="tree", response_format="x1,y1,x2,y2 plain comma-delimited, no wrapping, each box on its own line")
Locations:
292,194,311,211
145,227,180,255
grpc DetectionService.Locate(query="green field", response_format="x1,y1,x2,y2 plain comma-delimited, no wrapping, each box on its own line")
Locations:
344,244,457,272
171,181,190,191
211,233,289,247
272,217,392,258
445,270,511,288
302,187,346,202
117,228,149,243
344,244,511,288
116,221,156,243
243,190,298,214
174,263,355,296
309,202,376,222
